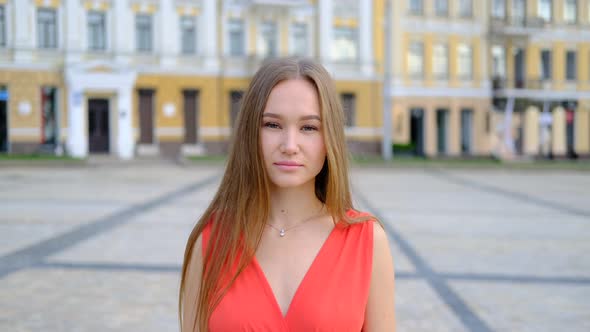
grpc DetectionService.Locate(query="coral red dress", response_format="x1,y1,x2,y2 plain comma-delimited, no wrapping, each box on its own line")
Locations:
202,210,374,331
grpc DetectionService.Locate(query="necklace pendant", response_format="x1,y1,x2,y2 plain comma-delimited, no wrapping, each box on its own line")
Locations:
279,229,286,237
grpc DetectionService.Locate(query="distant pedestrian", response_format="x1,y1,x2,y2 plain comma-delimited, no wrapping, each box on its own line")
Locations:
179,58,396,331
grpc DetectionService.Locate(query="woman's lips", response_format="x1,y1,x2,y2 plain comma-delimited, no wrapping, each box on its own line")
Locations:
274,161,303,171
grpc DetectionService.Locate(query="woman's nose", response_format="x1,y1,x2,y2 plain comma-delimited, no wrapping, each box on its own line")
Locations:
280,128,299,154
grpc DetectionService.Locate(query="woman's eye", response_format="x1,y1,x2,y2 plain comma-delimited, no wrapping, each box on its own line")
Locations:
302,125,318,132
264,122,280,129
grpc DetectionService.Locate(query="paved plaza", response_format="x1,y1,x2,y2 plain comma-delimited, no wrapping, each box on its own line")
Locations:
0,162,589,331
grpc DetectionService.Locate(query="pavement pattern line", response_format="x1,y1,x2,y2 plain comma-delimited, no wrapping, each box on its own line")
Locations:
354,189,494,332
0,174,219,279
36,262,590,286
427,169,590,218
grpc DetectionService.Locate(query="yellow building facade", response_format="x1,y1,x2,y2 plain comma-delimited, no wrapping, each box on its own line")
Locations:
489,0,590,158
0,0,588,159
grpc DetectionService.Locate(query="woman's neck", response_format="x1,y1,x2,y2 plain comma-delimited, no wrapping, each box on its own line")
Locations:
268,183,325,229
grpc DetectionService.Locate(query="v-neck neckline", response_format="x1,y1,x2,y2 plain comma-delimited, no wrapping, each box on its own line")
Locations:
252,224,339,321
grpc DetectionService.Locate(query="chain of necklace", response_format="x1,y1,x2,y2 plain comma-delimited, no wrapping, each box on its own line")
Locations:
266,204,325,238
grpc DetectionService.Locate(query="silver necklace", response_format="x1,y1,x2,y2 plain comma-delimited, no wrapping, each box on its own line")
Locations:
267,204,325,237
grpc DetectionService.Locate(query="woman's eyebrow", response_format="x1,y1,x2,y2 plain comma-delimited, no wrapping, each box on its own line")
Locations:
262,113,320,121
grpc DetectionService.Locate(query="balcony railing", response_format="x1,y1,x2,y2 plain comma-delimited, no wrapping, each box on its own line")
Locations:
247,0,308,7
490,16,549,35
492,76,556,90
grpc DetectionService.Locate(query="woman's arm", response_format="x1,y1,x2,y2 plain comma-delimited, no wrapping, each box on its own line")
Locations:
181,234,204,332
364,223,396,331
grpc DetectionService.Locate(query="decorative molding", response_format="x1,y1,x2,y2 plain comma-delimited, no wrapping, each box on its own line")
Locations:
390,85,491,98
200,127,232,136
155,127,183,136
495,89,590,100
344,127,382,137
10,127,41,137
401,18,485,36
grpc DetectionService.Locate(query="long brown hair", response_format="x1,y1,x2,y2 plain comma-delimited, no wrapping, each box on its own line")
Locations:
179,57,368,331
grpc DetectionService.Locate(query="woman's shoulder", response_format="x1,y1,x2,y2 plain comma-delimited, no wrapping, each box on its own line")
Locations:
342,209,387,245
344,208,378,226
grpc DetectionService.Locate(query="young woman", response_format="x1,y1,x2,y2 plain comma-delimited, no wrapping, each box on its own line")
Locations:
179,58,396,331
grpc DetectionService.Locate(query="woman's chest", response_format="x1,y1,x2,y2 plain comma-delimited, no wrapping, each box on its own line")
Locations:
209,261,367,332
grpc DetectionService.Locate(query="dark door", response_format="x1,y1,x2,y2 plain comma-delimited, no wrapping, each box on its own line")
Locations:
138,89,154,144
230,91,243,129
0,87,7,152
183,90,199,144
566,109,576,158
341,93,356,127
436,109,448,155
460,109,473,155
41,87,58,146
88,99,109,153
410,108,424,156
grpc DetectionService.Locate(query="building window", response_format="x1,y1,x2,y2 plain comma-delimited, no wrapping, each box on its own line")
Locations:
259,21,277,58
538,0,552,22
38,8,58,49
512,0,526,24
180,16,197,54
291,23,307,56
433,43,448,79
332,27,358,62
136,14,152,52
457,43,473,80
408,41,424,78
88,11,106,51
435,0,448,17
459,0,473,18
409,0,423,15
564,0,577,23
228,19,244,56
566,50,576,81
0,5,5,47
340,93,356,127
514,47,525,88
492,0,506,19
492,45,506,78
540,49,552,80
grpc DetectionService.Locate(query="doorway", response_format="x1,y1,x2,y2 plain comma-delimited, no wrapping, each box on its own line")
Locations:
41,86,58,148
230,90,243,129
183,90,199,144
88,98,109,153
138,89,155,144
0,86,7,152
409,108,424,156
460,109,473,155
436,108,449,155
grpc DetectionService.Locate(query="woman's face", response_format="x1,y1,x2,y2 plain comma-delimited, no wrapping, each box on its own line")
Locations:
260,78,327,190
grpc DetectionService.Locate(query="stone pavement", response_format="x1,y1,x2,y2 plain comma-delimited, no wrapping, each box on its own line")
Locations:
0,163,589,331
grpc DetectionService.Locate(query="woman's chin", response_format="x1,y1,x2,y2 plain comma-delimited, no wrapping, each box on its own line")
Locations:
269,177,314,190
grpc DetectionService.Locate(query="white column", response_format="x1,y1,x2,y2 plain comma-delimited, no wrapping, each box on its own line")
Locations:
65,0,82,63
14,0,33,61
318,0,333,66
160,0,177,66
66,88,87,158
114,0,132,63
117,88,135,159
359,0,373,75
202,0,219,69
